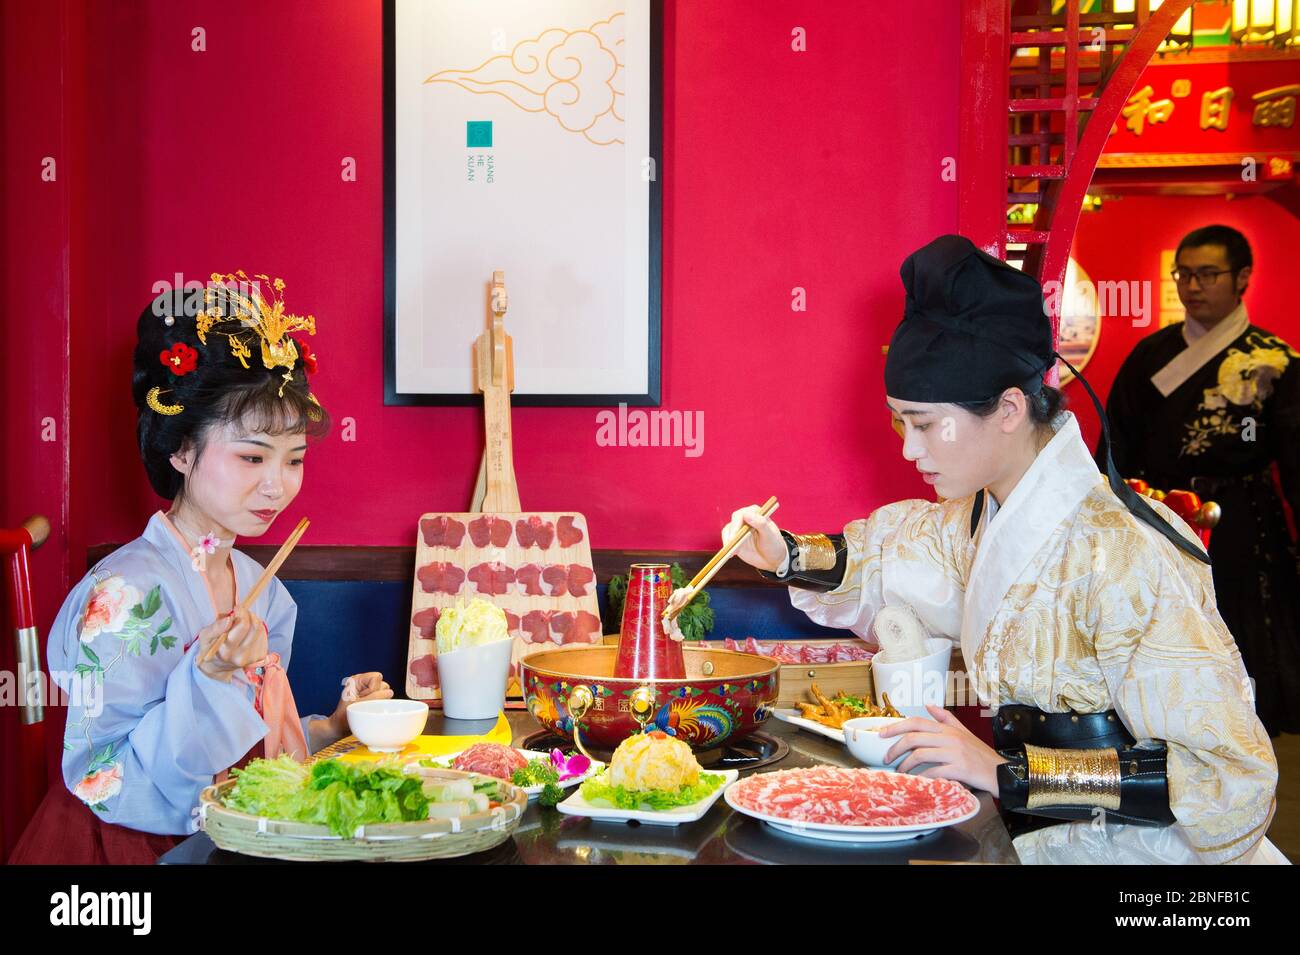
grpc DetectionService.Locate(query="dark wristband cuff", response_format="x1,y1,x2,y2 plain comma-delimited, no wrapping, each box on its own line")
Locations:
996,743,1176,828
757,530,849,592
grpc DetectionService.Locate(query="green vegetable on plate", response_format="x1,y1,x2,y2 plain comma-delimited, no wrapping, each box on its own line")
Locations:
578,769,726,812
511,757,560,789
224,756,430,838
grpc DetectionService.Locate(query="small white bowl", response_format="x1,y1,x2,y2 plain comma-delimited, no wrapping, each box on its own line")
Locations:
843,716,908,768
346,699,429,752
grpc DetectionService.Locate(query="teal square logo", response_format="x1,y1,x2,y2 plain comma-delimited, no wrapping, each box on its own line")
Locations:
466,121,493,148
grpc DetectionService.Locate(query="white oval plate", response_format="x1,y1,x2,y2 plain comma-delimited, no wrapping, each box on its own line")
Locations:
722,777,979,844
557,769,739,826
769,708,845,742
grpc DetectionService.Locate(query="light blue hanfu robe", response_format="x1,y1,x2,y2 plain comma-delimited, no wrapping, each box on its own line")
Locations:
47,511,326,836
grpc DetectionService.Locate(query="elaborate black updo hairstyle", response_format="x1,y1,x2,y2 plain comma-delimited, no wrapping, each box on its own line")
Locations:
132,285,330,500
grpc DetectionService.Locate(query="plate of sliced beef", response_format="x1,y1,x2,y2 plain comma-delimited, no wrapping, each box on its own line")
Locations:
724,765,979,843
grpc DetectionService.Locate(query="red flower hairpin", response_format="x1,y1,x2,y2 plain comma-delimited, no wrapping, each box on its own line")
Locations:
160,342,199,376
295,338,318,375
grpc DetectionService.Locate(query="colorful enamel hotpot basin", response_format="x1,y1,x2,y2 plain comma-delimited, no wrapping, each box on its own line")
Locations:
520,645,780,752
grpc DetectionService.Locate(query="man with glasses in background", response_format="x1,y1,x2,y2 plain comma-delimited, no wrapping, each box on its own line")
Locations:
1099,224,1300,736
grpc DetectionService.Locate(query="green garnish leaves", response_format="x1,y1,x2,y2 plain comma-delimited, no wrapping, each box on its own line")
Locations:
578,772,726,811
511,756,560,789
605,562,714,641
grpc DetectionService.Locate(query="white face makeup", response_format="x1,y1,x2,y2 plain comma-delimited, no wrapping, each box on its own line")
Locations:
886,392,1037,503
169,419,307,539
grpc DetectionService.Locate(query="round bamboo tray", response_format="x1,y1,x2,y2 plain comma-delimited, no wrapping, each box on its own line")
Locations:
199,768,527,862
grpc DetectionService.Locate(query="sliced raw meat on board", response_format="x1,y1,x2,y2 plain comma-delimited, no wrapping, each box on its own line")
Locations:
828,642,869,662
721,637,872,664
420,516,466,548
556,515,584,547
563,564,594,597
468,515,513,548
515,563,545,596
520,610,555,644
540,564,570,597
407,511,599,703
539,563,594,598
551,610,602,645
412,606,440,639
468,561,516,596
409,654,440,689
514,516,555,549
417,562,465,595
728,766,977,828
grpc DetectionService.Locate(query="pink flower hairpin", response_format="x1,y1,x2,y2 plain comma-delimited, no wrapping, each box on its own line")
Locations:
189,531,228,572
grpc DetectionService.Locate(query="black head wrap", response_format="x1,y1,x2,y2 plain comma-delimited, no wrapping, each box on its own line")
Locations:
883,234,1209,565
885,234,1054,402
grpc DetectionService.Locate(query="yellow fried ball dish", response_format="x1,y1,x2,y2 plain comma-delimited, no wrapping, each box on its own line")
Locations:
607,731,702,792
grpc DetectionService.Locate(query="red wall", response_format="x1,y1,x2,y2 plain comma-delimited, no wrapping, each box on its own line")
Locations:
1067,192,1300,450
11,0,962,581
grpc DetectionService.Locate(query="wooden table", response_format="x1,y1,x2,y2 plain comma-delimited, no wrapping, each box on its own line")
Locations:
160,710,1020,865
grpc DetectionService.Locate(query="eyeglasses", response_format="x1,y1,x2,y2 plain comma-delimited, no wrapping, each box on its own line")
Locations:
1170,267,1233,287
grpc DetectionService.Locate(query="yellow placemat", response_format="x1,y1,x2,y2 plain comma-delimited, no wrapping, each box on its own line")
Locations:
327,712,513,764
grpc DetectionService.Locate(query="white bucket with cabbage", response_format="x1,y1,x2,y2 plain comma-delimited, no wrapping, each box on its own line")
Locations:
435,598,514,720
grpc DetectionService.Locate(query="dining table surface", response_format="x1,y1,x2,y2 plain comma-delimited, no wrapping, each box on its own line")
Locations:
159,708,1021,865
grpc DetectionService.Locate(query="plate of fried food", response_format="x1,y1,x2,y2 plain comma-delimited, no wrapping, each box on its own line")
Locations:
557,731,736,826
771,683,904,743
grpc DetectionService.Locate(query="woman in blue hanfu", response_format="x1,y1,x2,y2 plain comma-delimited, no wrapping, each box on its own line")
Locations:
10,275,392,864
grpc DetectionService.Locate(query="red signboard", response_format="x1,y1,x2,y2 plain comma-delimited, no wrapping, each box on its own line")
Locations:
1103,58,1299,158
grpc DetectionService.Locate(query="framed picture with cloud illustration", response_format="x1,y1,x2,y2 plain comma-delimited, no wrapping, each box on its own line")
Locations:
383,0,663,407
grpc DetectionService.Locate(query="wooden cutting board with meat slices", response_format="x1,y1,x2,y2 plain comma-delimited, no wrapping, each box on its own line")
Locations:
405,512,601,703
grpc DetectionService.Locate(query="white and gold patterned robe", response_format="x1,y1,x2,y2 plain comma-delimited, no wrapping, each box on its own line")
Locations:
790,411,1280,864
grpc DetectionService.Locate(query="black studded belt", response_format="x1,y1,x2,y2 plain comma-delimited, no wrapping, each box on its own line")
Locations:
992,704,1134,750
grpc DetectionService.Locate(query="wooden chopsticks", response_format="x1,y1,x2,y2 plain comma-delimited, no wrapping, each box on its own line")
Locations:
663,496,778,623
197,517,310,665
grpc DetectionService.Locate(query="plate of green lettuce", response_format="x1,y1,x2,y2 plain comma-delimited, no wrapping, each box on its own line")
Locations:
557,767,738,826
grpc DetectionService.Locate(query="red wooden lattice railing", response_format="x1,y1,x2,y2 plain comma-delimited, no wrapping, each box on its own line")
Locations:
960,0,1196,373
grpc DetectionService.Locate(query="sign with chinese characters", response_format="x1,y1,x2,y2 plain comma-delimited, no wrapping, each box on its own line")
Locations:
1104,59,1300,160
385,0,663,406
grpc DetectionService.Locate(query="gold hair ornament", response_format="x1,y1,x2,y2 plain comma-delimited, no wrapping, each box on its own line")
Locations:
196,271,316,375
146,387,184,416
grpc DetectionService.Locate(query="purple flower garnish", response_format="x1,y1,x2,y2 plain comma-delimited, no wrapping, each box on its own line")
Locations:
550,748,590,781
